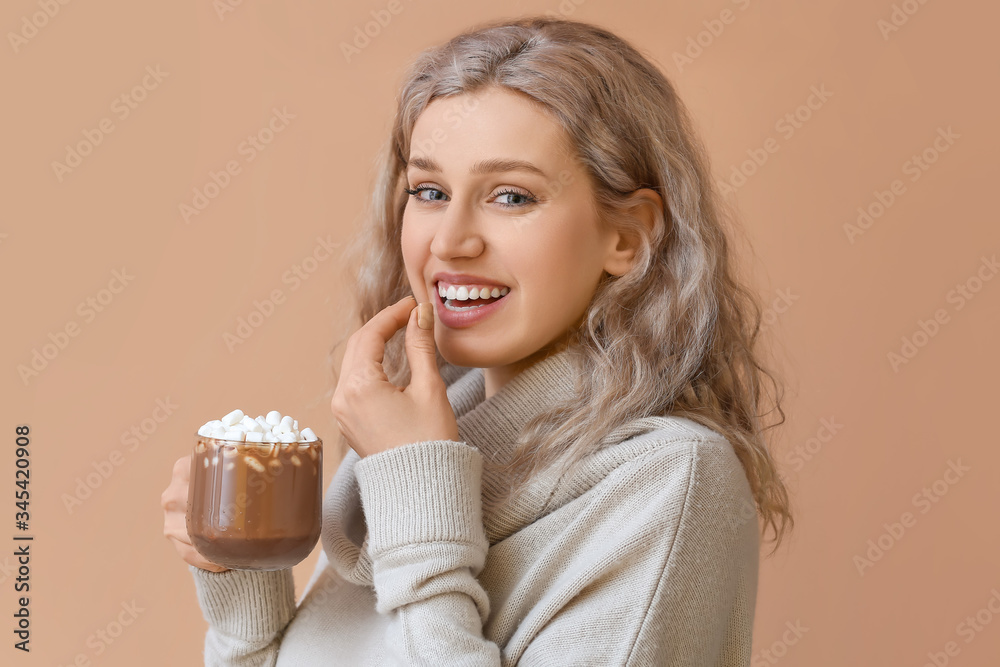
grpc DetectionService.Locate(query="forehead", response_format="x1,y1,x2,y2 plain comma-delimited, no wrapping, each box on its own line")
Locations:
408,88,577,174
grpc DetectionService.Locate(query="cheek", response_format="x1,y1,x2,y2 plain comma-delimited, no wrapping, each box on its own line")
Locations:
400,214,419,262
528,226,589,285
400,217,430,291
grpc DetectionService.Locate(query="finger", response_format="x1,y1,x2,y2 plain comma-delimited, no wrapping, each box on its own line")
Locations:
161,488,187,513
163,510,230,572
173,455,190,482
161,476,190,512
404,302,441,390
163,509,190,542
350,296,417,374
167,534,229,573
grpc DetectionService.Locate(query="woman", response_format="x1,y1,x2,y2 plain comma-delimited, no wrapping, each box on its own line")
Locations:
162,15,792,665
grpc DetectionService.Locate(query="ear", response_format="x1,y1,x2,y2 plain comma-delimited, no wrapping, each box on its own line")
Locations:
602,188,663,277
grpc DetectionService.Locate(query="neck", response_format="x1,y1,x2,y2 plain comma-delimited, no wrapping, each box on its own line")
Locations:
482,336,575,400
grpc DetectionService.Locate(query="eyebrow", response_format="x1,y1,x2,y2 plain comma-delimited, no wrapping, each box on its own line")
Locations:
406,155,547,178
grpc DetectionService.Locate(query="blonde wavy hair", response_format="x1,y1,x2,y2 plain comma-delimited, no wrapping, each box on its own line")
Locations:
330,15,793,554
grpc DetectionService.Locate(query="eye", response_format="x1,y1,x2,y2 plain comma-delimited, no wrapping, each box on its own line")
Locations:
403,185,538,209
493,188,537,208
404,186,447,203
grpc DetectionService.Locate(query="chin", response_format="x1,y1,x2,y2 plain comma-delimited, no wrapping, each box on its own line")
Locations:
436,341,507,370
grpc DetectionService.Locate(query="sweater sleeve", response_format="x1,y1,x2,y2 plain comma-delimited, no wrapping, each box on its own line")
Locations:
353,439,501,665
188,565,297,667
355,438,758,667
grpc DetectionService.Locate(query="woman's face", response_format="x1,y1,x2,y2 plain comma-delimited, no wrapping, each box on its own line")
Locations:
401,86,622,397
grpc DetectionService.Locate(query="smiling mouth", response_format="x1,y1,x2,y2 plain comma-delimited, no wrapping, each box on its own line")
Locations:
435,282,510,309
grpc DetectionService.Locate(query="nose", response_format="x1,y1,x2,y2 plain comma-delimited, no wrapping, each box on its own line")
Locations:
429,196,485,260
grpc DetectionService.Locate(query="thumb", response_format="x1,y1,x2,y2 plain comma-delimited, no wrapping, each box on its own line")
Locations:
405,301,440,387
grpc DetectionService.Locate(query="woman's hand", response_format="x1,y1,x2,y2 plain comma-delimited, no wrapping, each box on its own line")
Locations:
331,296,459,458
161,455,230,573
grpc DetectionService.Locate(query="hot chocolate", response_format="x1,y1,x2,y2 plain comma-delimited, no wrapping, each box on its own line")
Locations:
187,436,322,570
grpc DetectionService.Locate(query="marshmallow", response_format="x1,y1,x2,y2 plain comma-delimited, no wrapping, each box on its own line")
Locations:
202,409,317,445
221,409,244,427
199,419,230,436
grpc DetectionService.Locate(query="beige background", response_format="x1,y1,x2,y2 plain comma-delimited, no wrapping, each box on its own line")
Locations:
2,1,998,665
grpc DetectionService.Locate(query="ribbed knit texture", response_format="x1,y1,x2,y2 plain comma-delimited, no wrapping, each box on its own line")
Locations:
188,347,759,666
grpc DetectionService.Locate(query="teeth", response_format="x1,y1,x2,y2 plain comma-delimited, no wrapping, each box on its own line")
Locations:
438,282,510,301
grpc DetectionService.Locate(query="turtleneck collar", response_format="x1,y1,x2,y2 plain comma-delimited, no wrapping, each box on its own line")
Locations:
322,346,582,587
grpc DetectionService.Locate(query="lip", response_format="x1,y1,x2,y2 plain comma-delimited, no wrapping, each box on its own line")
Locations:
432,272,510,289
433,280,510,329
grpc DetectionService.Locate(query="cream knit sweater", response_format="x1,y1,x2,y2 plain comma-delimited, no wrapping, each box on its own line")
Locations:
189,346,759,666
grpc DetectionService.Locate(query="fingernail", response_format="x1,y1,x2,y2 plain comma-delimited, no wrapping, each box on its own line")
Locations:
417,302,433,330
